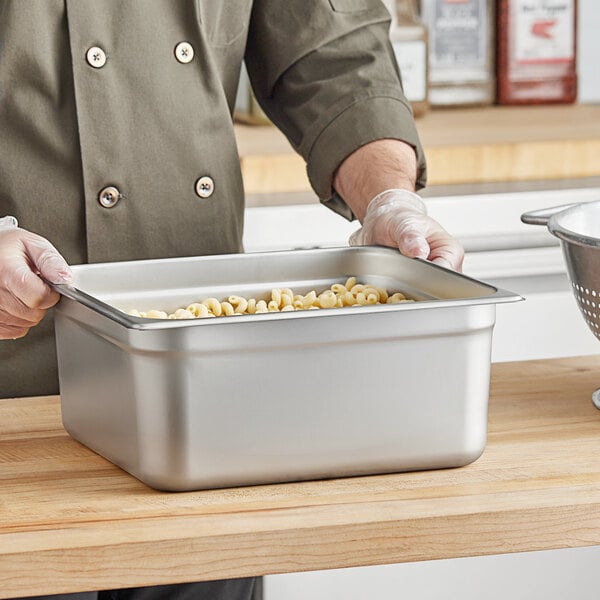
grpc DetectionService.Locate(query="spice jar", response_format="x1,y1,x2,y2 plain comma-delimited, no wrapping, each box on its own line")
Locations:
420,0,495,106
496,0,577,104
385,0,430,117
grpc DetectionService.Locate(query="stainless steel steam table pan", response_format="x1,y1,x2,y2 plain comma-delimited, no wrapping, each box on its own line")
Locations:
53,246,521,491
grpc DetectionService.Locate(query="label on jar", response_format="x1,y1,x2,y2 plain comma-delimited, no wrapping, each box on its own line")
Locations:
424,0,488,69
513,0,574,64
392,40,428,102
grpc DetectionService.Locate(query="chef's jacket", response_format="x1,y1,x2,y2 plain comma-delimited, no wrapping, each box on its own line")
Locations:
0,0,426,397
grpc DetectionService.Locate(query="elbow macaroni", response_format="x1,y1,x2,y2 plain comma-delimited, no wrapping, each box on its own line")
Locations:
127,277,413,319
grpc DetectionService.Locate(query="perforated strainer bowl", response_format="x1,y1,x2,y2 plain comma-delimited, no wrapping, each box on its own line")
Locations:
522,200,600,409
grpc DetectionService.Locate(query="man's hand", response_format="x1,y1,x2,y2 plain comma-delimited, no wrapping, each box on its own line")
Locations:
349,189,464,271
0,226,72,339
333,139,464,271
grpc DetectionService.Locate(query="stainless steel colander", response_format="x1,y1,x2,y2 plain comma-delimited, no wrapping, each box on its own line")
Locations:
522,200,600,409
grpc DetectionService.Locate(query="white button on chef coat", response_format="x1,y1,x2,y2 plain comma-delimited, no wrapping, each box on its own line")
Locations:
98,185,121,208
86,46,107,68
174,42,194,64
195,176,214,198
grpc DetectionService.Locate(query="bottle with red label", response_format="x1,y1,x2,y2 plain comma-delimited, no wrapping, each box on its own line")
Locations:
496,0,577,104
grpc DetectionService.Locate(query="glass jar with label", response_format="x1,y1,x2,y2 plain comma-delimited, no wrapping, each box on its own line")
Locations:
385,0,430,117
496,0,577,104
420,0,495,106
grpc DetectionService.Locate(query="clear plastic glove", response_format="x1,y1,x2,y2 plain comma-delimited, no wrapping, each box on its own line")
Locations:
0,218,73,339
349,189,464,271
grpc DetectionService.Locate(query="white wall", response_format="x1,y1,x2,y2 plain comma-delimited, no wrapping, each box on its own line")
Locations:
578,0,600,102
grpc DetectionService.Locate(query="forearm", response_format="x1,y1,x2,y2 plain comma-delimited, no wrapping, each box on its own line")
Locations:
333,139,418,222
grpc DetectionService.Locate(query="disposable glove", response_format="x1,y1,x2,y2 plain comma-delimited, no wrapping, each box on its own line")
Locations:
0,217,72,339
349,189,464,271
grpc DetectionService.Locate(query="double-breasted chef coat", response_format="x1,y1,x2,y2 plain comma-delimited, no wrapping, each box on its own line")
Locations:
0,0,426,398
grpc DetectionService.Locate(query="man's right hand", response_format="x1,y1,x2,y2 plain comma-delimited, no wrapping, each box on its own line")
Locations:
0,227,73,339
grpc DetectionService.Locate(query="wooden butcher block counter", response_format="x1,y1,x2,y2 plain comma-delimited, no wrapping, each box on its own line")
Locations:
2,356,600,598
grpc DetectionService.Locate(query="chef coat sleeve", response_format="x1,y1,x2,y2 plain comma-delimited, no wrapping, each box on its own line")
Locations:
245,0,426,220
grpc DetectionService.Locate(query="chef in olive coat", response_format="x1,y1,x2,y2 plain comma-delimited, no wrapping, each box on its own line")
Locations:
0,1,462,599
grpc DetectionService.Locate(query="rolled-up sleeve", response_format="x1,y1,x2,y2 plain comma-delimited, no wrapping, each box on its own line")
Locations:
245,0,427,220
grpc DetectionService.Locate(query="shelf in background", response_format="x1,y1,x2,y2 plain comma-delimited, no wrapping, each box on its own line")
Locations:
236,104,600,197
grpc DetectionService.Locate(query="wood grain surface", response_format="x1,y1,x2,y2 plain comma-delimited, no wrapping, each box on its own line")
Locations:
1,356,600,597
236,105,600,195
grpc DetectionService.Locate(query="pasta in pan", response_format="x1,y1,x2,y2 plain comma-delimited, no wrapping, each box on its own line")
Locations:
126,277,413,319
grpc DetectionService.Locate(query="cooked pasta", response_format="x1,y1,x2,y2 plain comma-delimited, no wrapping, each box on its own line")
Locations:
126,277,413,319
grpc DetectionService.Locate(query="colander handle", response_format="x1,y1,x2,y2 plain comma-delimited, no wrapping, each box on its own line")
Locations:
521,203,578,226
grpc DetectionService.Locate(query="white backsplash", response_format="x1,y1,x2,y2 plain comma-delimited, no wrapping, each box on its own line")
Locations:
578,0,600,103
